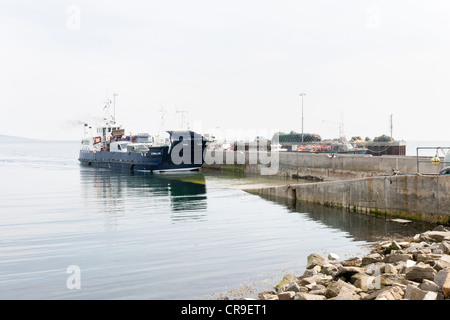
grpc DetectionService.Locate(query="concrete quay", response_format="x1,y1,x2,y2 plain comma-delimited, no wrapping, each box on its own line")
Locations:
204,150,445,180
202,151,450,224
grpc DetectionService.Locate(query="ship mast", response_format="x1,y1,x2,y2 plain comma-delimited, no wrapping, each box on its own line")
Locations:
103,92,118,126
113,92,118,125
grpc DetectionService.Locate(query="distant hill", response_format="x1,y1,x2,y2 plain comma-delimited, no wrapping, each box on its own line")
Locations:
0,134,78,143
0,134,42,142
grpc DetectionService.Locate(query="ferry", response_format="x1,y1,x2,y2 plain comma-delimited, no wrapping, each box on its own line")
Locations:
78,97,208,173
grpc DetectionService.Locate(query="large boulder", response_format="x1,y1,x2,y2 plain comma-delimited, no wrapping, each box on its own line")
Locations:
434,255,450,271
321,263,339,276
384,253,412,264
306,253,328,269
363,287,397,300
380,274,408,286
420,231,450,243
352,273,378,292
440,241,450,254
375,286,404,300
419,279,440,292
294,292,326,300
404,284,438,300
362,253,383,265
277,291,296,300
324,279,358,299
327,286,360,300
335,266,364,281
405,262,437,282
434,268,450,299
275,274,297,293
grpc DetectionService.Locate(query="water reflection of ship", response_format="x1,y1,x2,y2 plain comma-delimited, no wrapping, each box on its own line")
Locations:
80,168,207,222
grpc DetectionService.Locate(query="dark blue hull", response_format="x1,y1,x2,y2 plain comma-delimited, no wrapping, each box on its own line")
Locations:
79,145,204,172
79,150,203,172
79,130,208,172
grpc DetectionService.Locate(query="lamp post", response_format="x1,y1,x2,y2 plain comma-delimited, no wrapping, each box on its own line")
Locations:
299,93,306,143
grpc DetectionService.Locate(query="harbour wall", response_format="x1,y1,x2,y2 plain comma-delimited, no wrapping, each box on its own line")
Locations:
245,175,450,224
202,151,450,223
203,151,444,180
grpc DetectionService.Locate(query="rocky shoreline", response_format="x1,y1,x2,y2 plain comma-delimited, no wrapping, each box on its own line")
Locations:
256,225,450,300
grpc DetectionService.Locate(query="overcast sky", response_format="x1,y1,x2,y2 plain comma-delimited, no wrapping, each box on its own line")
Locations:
1,0,449,141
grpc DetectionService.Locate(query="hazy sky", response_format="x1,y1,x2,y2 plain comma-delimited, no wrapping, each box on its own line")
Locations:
1,0,450,141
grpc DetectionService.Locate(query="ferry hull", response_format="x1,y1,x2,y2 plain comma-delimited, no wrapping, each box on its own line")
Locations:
79,149,203,172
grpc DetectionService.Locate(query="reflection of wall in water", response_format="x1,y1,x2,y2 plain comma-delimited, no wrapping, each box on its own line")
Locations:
261,194,432,242
80,168,208,223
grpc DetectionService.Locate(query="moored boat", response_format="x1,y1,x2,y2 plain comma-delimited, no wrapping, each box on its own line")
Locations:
78,97,208,172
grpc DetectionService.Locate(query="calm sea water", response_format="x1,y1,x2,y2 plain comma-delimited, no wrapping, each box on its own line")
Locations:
0,139,433,300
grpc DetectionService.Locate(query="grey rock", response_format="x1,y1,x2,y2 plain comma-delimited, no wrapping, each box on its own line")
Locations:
300,275,318,286
432,225,448,232
335,266,364,281
261,293,279,300
327,286,360,300
413,234,421,242
275,273,297,292
362,253,383,265
375,286,404,300
362,287,394,300
302,265,321,277
294,292,326,300
309,288,327,296
405,262,437,282
434,268,450,299
384,263,397,274
328,253,340,261
439,241,450,254
419,234,437,243
403,242,428,254
379,273,407,286
415,253,442,263
285,281,301,292
341,257,361,266
404,284,438,300
352,273,378,292
433,254,450,271
316,274,334,286
384,253,412,263
365,262,386,275
398,241,411,249
306,253,328,269
321,263,339,276
277,291,296,300
399,260,416,274
412,247,432,258
390,240,402,250
434,268,450,287
419,279,440,292
420,230,450,243
324,279,358,299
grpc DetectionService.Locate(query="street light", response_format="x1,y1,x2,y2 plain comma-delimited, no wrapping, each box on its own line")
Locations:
299,93,306,143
